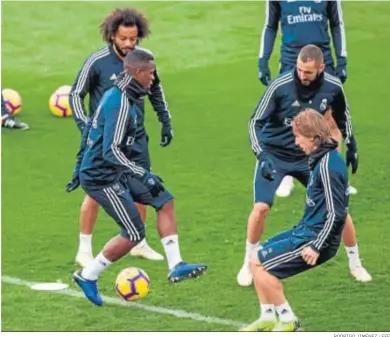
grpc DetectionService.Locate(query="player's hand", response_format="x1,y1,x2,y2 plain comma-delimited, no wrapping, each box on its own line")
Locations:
141,172,165,197
256,152,276,181
346,136,358,174
65,175,80,193
258,58,271,86
301,246,319,266
335,64,347,84
160,123,173,147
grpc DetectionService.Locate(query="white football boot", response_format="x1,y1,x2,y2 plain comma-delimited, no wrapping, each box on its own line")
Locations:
349,185,358,195
237,264,253,287
276,176,294,198
350,265,372,282
130,238,164,261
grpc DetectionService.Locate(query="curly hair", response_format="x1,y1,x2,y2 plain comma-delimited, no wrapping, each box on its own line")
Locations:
100,8,151,43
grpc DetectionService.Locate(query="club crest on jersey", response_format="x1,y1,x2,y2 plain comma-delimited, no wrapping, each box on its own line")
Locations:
284,117,293,127
320,98,328,112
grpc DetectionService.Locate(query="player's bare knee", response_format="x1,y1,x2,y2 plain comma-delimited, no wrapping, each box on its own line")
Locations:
81,195,99,213
252,202,270,220
160,199,174,213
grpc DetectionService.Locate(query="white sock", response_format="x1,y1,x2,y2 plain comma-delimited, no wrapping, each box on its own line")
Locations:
260,304,276,321
79,233,92,254
81,252,112,280
244,240,259,266
161,235,182,270
275,302,295,322
345,245,362,268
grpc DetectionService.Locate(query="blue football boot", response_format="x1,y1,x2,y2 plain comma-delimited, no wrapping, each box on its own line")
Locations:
72,270,103,306
168,261,207,283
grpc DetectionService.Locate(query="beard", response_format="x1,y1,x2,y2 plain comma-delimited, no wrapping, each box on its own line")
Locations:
301,70,322,86
113,42,132,57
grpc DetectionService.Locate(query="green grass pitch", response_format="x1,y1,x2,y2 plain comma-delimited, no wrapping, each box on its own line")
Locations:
2,1,390,332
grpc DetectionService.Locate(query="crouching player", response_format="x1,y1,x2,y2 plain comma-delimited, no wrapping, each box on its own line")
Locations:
241,109,350,332
71,48,206,306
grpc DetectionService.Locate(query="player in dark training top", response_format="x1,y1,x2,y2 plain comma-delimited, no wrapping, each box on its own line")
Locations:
240,109,350,332
258,0,351,197
68,8,173,266
72,49,206,306
237,45,371,287
258,0,347,83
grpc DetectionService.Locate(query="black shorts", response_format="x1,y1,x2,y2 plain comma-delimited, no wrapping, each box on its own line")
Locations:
82,182,145,242
121,174,174,211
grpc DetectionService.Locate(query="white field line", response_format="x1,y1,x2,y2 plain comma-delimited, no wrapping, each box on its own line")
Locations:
1,275,246,329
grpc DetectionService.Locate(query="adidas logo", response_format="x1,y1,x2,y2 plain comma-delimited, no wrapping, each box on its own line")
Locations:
291,100,300,107
110,73,117,81
166,240,175,245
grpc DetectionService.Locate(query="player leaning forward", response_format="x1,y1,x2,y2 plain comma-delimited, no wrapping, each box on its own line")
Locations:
237,45,371,287
72,49,206,306
241,109,352,332
68,8,172,265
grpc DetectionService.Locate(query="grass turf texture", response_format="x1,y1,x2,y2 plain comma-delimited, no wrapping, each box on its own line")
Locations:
2,1,390,332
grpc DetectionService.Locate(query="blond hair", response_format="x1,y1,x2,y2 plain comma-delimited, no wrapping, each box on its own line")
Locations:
292,109,333,146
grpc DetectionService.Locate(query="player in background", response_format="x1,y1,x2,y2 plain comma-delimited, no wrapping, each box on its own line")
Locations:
1,92,29,130
257,0,357,197
240,109,349,332
237,45,371,287
72,49,206,306
68,8,173,266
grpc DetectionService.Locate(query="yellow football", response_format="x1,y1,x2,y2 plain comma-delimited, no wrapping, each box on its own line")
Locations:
115,267,150,301
49,85,72,117
2,88,22,115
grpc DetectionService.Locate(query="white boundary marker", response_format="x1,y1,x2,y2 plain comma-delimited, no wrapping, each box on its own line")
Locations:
1,275,246,329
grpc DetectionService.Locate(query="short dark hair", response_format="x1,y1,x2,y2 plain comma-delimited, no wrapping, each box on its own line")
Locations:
124,48,155,70
298,44,324,64
100,8,151,43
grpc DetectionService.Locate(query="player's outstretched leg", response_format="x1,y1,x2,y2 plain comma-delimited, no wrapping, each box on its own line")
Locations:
75,195,99,268
73,185,146,305
73,234,139,306
129,203,164,261
343,214,372,282
275,175,294,198
237,202,270,287
76,198,163,268
240,252,300,332
156,199,207,283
